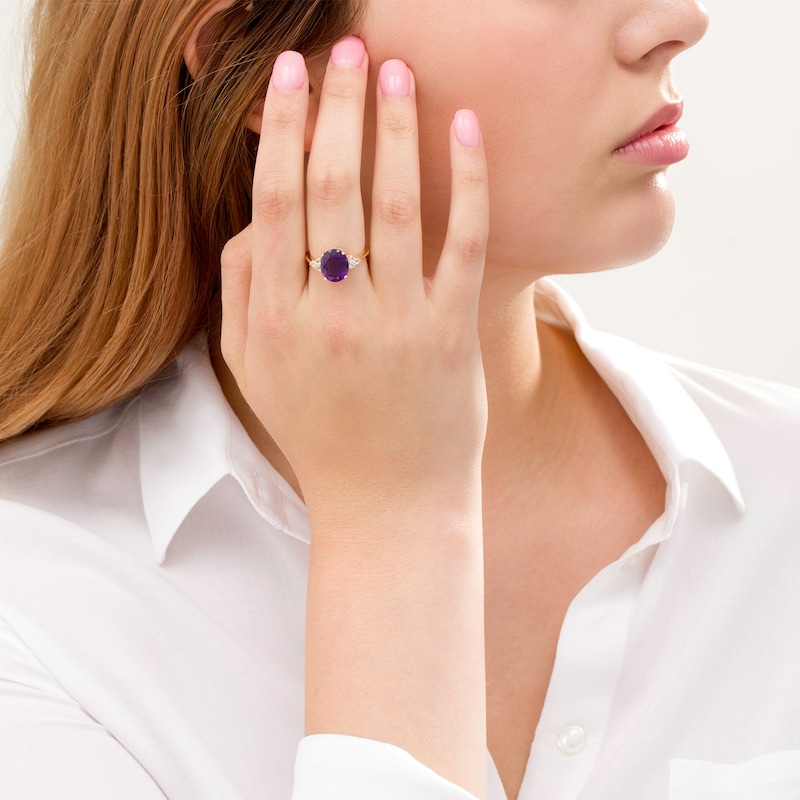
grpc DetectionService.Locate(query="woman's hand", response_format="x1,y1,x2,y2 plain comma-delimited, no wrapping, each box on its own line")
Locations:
219,38,490,524
220,38,490,799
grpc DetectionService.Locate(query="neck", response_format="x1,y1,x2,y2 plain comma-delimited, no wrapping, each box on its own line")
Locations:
476,276,597,512
208,268,634,519
476,269,665,563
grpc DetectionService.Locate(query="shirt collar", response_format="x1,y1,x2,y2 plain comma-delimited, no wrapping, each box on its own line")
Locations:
137,337,309,565
138,282,745,565
535,278,746,514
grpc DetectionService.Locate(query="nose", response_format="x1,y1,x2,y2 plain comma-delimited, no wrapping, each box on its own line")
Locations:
616,0,710,67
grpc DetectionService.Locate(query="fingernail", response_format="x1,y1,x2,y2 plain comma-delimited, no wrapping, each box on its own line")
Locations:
379,59,411,98
454,109,481,147
331,36,365,68
272,51,306,91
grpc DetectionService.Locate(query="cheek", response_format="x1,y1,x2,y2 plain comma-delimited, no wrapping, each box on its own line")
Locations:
360,4,583,236
413,22,606,237
364,7,676,273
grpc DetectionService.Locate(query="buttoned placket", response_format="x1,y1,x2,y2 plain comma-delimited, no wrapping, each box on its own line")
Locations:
514,473,688,800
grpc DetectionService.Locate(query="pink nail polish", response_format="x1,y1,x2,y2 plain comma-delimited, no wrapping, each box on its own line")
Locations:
379,59,411,98
454,109,481,147
331,36,365,68
272,51,306,91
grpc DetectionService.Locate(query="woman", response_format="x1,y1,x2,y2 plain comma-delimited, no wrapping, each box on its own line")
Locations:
1,0,799,798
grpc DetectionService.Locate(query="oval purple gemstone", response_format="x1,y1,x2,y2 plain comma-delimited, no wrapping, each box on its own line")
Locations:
320,249,349,282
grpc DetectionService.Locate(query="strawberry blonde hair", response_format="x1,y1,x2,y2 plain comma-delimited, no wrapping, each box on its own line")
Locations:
0,0,364,441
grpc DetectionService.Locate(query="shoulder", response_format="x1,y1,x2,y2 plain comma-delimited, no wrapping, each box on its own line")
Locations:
0,396,159,588
0,353,187,515
641,347,800,518
0,397,140,512
0,343,236,567
659,349,800,413
657,350,800,441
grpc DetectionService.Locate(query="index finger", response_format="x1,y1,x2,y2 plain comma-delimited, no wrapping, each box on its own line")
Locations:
250,50,309,313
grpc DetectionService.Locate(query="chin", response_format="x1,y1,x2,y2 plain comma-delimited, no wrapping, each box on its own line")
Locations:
557,173,678,275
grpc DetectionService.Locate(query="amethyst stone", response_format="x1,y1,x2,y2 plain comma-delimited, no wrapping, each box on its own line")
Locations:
320,249,350,282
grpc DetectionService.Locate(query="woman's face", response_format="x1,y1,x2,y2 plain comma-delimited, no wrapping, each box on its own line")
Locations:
354,0,710,278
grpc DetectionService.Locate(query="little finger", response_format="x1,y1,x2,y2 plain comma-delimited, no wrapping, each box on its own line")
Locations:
432,110,489,325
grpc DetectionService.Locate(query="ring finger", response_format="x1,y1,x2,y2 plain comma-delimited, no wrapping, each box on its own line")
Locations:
306,36,369,290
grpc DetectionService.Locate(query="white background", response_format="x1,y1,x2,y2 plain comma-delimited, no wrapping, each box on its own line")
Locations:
1,0,798,385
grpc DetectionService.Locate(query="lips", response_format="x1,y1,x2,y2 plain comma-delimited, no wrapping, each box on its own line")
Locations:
615,101,684,151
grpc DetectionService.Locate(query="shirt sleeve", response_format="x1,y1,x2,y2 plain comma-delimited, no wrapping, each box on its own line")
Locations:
1,612,480,800
0,615,168,800
292,734,481,800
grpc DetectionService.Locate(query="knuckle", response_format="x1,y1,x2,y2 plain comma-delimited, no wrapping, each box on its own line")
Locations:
251,304,292,341
453,228,488,263
324,76,362,104
458,164,488,192
435,321,472,369
264,101,299,132
308,166,355,206
313,299,366,359
220,236,250,272
374,187,419,229
252,182,298,223
381,108,416,140
319,316,361,359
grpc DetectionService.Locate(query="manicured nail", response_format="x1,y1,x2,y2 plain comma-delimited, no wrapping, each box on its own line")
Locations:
379,59,411,98
454,109,481,147
331,36,365,68
272,51,306,91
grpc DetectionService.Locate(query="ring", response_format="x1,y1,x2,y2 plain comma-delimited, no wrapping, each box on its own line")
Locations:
306,247,369,283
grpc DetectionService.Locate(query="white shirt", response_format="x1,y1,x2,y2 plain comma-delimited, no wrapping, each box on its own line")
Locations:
2,279,800,800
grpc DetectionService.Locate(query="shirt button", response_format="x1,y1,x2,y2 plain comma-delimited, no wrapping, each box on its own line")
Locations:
557,724,587,755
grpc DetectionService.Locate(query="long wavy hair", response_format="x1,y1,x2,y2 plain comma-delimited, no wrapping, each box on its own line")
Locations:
0,0,364,441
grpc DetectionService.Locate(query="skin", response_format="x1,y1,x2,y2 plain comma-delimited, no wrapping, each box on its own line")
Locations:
185,1,709,798
359,0,705,275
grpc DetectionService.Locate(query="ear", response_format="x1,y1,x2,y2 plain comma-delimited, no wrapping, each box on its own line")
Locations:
183,0,238,81
183,0,324,153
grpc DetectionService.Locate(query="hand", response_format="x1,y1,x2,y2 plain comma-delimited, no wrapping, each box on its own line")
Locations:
221,40,491,796
219,38,490,521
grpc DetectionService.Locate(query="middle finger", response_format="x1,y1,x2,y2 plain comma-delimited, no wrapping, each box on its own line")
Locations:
306,37,369,290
